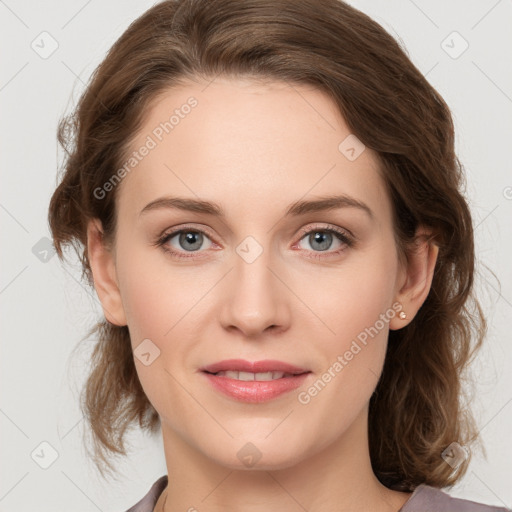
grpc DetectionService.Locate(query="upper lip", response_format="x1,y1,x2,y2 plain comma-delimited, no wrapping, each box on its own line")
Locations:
201,359,310,375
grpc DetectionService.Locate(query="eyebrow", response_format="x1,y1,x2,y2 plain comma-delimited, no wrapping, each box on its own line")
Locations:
139,194,374,219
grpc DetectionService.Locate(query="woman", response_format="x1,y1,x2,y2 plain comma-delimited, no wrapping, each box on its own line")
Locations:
47,0,510,510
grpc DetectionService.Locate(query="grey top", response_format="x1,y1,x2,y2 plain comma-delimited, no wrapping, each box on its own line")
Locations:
124,475,511,512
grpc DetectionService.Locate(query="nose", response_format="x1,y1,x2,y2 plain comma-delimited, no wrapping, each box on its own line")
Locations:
218,247,291,339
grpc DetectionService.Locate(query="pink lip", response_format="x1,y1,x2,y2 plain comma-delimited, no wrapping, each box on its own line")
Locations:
200,359,309,374
200,359,311,403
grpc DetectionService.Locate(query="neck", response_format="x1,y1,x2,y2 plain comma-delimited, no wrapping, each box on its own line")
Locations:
158,406,411,512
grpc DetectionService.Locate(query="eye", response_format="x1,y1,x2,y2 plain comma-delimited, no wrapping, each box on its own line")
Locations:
156,226,215,259
154,223,354,260
295,224,354,258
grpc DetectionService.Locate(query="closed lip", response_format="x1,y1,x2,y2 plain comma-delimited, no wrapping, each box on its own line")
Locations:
200,359,310,375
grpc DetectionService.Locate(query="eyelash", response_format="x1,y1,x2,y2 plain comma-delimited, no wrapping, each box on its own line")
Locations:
154,223,355,260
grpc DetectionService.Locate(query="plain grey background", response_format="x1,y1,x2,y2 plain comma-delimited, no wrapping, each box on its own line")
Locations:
1,0,511,510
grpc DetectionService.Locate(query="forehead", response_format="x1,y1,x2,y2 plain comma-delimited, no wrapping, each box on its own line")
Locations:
116,77,390,223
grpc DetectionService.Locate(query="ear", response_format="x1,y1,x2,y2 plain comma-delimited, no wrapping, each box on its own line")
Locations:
86,219,127,326
389,226,439,330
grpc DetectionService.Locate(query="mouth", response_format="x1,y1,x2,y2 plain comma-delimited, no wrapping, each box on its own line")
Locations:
200,358,310,375
204,370,302,381
199,359,312,403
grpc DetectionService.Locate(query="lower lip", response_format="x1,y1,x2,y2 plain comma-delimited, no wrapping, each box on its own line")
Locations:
202,372,311,403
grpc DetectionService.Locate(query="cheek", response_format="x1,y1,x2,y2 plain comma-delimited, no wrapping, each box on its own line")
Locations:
115,258,190,417
301,247,398,342
114,247,208,408
119,274,169,346
304,245,398,397
115,241,193,344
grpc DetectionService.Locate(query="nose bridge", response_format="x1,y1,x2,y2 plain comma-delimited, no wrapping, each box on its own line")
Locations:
219,235,289,336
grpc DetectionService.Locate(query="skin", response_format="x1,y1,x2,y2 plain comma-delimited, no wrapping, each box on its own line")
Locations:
87,77,438,511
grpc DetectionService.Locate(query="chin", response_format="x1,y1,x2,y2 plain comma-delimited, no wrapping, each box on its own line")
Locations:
202,435,310,472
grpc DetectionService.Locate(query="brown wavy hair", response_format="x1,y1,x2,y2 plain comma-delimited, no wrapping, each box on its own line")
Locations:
48,0,486,489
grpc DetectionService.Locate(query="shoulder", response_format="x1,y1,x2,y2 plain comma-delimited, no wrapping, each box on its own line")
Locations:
401,484,511,512
123,475,168,512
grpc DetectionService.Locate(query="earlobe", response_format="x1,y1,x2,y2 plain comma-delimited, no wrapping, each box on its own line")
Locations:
390,227,439,330
86,219,127,326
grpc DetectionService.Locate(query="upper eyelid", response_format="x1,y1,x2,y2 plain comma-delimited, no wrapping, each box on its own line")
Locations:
159,224,216,242
297,222,354,239
159,223,354,245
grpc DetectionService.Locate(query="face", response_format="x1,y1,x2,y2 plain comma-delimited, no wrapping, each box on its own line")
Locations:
105,77,406,470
